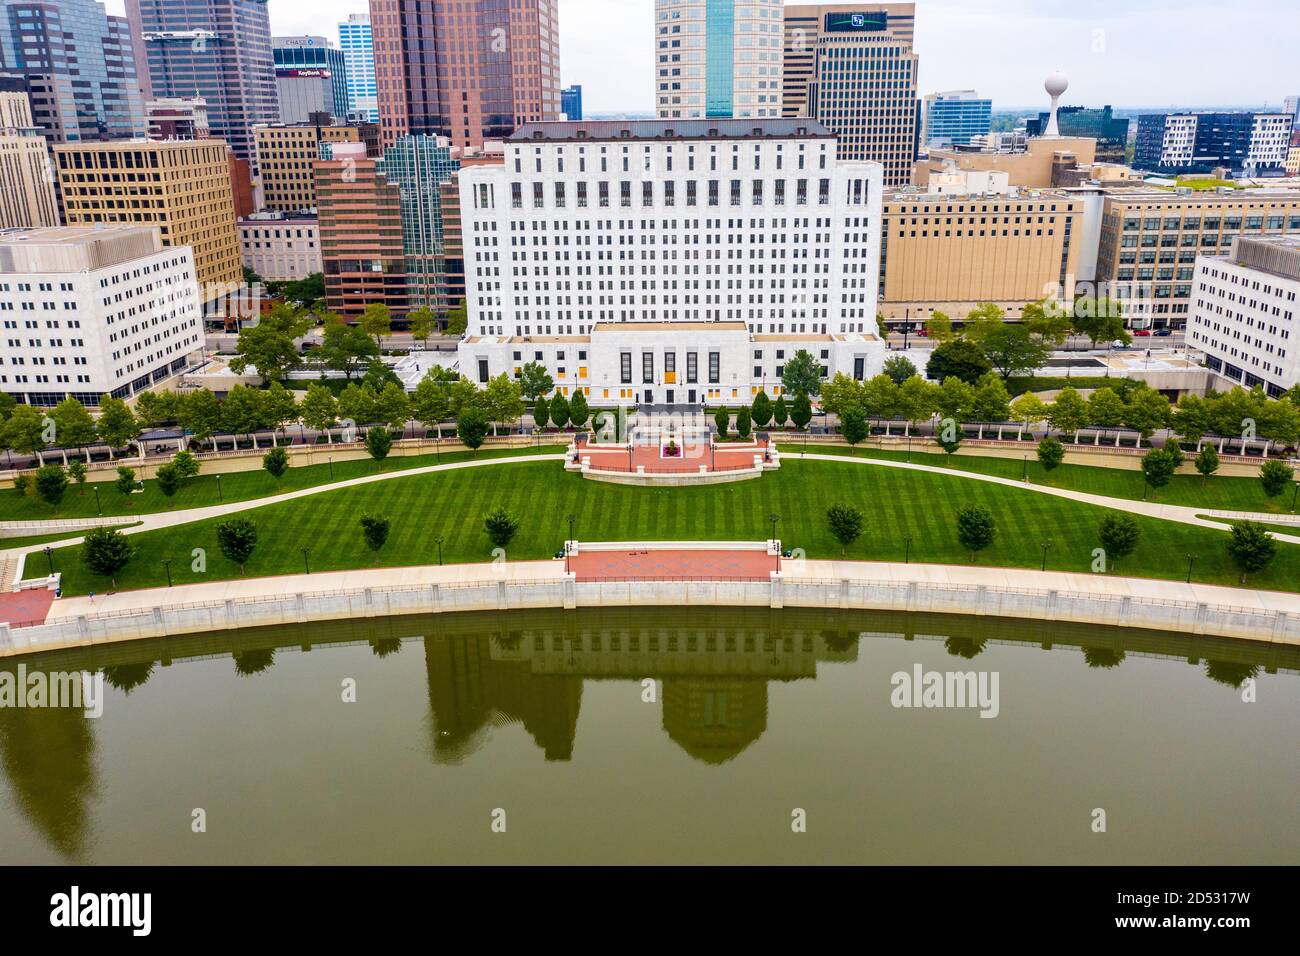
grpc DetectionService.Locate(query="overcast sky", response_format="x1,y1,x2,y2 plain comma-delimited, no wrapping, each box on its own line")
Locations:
104,0,1297,114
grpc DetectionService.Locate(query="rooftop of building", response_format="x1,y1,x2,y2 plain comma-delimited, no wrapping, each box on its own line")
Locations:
510,119,836,144
0,226,166,273
1229,235,1300,281
1101,185,1300,205
592,321,750,334
238,212,319,224
53,137,229,152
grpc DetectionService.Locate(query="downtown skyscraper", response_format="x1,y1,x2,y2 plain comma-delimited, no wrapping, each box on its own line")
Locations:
370,0,561,150
126,0,278,164
338,12,377,122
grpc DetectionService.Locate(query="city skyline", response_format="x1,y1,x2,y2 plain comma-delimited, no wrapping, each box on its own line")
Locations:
99,0,1300,114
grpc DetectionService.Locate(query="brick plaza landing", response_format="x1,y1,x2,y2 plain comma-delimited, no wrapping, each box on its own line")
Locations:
568,549,780,582
576,439,772,475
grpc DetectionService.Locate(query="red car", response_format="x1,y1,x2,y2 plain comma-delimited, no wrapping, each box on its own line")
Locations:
1133,329,1152,336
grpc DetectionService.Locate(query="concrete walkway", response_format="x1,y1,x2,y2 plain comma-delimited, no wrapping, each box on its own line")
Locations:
791,452,1300,545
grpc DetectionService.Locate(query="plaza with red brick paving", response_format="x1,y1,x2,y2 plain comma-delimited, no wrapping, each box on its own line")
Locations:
579,439,770,474
0,588,56,627
567,549,779,582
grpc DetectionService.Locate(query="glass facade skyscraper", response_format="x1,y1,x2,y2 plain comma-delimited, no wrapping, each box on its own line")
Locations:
1026,106,1129,164
0,0,145,143
656,0,783,120
273,36,349,124
338,13,377,122
922,91,991,149
376,134,460,312
129,0,278,164
561,84,582,121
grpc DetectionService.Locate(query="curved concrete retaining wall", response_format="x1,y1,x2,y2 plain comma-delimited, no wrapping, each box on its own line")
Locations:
3,572,1297,658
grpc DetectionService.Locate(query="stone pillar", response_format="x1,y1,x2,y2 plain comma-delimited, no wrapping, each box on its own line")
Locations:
224,599,236,629
430,583,442,613
563,573,577,610
1271,611,1289,641
496,580,508,611
769,572,783,610
1193,602,1209,635
364,587,375,618
296,593,307,624
152,606,166,637
0,622,10,652
839,578,850,610
975,585,989,617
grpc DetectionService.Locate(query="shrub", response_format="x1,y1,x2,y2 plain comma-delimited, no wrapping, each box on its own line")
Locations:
1098,514,1141,570
484,507,521,550
1037,436,1065,471
956,505,996,559
826,503,865,555
155,462,182,497
34,464,67,508
1226,521,1277,583
262,446,290,481
360,514,390,554
216,518,258,573
1259,460,1294,498
81,526,135,587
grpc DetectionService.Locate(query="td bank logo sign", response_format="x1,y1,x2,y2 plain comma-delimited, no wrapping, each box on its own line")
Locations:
50,887,151,937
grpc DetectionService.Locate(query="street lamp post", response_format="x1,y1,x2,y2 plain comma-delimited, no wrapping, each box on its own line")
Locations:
436,536,444,566
1291,481,1299,514
769,513,780,545
1040,541,1051,572
93,485,102,516
328,457,334,481
43,546,54,576
162,558,173,587
1186,553,1197,584
904,535,913,565
1022,455,1028,481
301,548,311,575
215,473,223,503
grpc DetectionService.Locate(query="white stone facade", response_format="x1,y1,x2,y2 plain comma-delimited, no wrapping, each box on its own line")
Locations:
456,119,885,406
0,226,203,406
1189,236,1300,398
238,214,322,281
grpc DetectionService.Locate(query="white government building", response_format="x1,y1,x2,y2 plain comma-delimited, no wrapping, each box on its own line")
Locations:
0,226,203,407
456,119,886,408
1189,235,1300,398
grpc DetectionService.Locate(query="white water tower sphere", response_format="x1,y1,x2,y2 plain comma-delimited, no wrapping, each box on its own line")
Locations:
1043,72,1069,137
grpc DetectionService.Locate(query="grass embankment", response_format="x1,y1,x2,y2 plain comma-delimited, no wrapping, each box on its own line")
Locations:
0,524,139,550
47,457,1300,596
786,444,1292,513
0,446,565,521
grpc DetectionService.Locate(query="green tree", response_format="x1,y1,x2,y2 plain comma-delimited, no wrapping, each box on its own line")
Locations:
337,383,377,427
956,505,996,560
411,376,451,438
484,374,524,436
230,303,308,385
568,391,590,431
97,396,140,452
134,390,181,428
883,355,917,385
362,359,401,391
406,306,436,346
1071,296,1130,348
216,518,258,574
360,514,391,556
81,526,134,587
11,474,28,497
262,446,289,482
936,424,963,458
1226,521,1277,583
976,324,1051,380
262,381,300,442
1098,515,1141,570
518,362,554,401
51,397,97,451
935,376,975,424
735,406,752,439
773,394,789,428
548,393,570,430
1260,460,1295,498
861,375,899,420
68,458,87,493
180,389,222,450
374,381,411,433
781,350,823,398
714,405,729,439
826,503,865,555
300,383,339,442
220,385,266,443
1037,436,1066,471
34,463,67,508
114,465,136,496
172,449,200,482
155,462,181,497
1123,387,1172,439
926,339,992,385
1022,298,1073,347
751,391,773,428
444,299,468,337
1194,444,1220,482
821,373,864,418
972,372,1011,422
897,375,939,434
532,394,551,431
924,310,956,344
1087,388,1127,428
841,406,868,445
791,392,813,430
319,317,379,380
1011,393,1049,430
3,405,48,458
457,405,490,454
484,507,520,550
358,302,392,350
365,426,392,465
1048,388,1089,440
1141,446,1183,493
1171,393,1211,444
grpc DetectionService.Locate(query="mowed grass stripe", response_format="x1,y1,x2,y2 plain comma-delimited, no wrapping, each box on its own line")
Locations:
46,458,1300,596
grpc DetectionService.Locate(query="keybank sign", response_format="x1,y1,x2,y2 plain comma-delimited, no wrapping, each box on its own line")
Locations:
825,11,889,32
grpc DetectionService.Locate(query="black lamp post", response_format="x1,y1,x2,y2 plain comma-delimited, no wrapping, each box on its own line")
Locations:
904,534,913,564
1040,541,1051,572
1291,481,1299,514
769,513,780,543
1022,455,1028,481
301,548,311,575
93,484,102,516
215,473,223,503
328,456,334,480
43,546,54,576
162,558,173,587
1186,553,1197,584
436,536,444,566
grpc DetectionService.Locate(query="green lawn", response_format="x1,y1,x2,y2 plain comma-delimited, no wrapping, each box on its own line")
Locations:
0,524,139,551
786,443,1293,513
48,457,1300,596
0,446,564,521
1198,516,1300,539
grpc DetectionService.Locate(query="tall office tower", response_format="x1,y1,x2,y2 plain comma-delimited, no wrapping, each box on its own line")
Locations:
0,78,58,228
255,121,364,214
370,0,561,151
921,90,991,149
654,0,784,120
1284,96,1299,127
455,119,886,404
1135,111,1293,177
0,0,145,144
274,36,350,124
338,13,377,122
128,0,278,164
54,139,243,304
315,141,409,319
561,84,583,121
1025,105,1129,164
376,134,460,316
0,226,203,405
783,4,919,187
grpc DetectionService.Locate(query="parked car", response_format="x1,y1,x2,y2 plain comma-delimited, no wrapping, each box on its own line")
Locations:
1154,328,1174,337
1133,329,1152,336
1111,340,1130,350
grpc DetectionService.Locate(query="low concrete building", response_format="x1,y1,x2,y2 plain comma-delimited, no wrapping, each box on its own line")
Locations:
1189,235,1300,398
0,226,203,406
238,212,321,280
